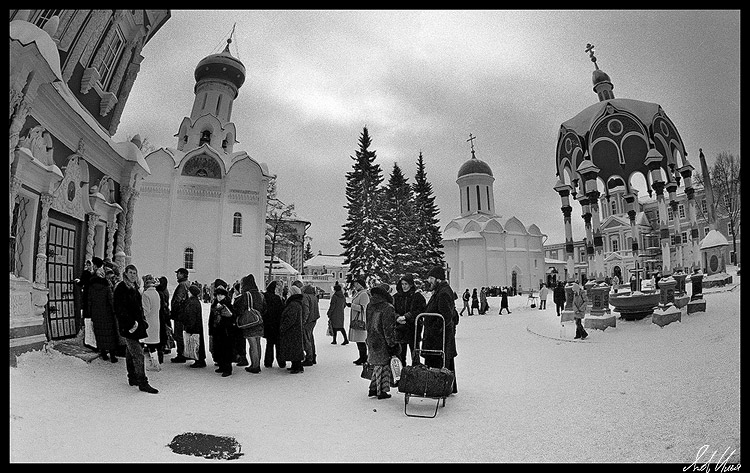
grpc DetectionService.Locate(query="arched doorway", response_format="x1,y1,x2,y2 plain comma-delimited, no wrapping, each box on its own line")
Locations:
613,265,622,282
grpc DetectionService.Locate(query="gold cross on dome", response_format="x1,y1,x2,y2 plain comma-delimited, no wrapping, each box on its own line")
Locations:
467,133,477,156
585,43,599,69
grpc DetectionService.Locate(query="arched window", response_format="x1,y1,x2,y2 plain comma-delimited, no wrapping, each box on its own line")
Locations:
233,212,242,235
200,130,211,146
184,247,194,270
476,185,482,211
611,238,619,253
611,200,617,216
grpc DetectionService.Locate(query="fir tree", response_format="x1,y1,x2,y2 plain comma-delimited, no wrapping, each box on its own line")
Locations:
383,162,419,282
340,127,392,285
412,151,445,280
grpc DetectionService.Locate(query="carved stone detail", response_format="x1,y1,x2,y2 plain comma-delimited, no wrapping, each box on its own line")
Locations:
34,194,53,285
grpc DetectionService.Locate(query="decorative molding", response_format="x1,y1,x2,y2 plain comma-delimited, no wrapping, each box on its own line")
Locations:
177,184,223,200
34,194,53,285
50,155,88,221
228,189,260,204
80,66,101,95
140,182,171,196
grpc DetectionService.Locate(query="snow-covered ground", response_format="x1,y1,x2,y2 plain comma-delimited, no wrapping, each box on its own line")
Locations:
10,271,741,463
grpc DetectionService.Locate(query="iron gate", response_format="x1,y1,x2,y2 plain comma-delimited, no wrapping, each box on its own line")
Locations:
46,222,78,339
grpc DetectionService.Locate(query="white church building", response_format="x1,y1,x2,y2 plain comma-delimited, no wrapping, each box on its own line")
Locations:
130,38,272,286
442,147,546,294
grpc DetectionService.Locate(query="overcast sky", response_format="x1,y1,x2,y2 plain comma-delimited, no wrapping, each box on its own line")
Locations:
114,10,740,256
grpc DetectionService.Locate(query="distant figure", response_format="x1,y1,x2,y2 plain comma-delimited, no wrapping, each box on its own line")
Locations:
327,283,349,345
140,274,162,366
460,289,470,316
499,287,511,315
553,281,566,317
538,284,549,310
611,274,620,293
349,277,370,365
470,288,479,315
479,287,489,315
629,273,638,292
572,283,588,340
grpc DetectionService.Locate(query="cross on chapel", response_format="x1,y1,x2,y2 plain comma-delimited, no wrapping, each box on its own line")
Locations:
467,133,477,158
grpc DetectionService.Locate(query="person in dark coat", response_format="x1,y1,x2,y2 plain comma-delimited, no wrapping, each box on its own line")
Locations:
210,281,235,376
460,288,470,316
499,287,511,314
230,280,250,367
327,283,348,345
572,283,589,340
479,287,489,314
365,284,399,399
471,288,479,314
392,274,426,367
156,276,171,359
553,281,566,317
170,267,191,363
113,264,157,394
234,274,266,373
263,280,286,368
279,285,305,374
423,266,458,394
87,266,119,362
181,284,207,368
299,282,320,366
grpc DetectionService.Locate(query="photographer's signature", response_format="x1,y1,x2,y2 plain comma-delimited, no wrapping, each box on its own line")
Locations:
684,445,740,472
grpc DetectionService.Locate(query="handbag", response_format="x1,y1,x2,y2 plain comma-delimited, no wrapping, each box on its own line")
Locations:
183,331,200,360
144,349,161,371
83,318,97,350
236,292,263,329
360,362,374,380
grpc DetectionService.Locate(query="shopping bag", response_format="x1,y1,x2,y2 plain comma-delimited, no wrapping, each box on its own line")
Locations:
360,362,374,380
183,331,200,360
84,318,97,350
348,327,367,343
390,355,403,382
398,363,455,398
144,350,161,371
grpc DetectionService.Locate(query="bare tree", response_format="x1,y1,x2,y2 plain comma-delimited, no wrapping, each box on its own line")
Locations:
694,151,741,263
265,176,300,281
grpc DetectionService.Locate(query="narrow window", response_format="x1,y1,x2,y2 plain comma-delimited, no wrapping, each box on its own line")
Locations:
184,247,194,270
201,93,207,110
678,204,685,219
466,187,470,212
91,23,124,89
233,212,242,235
199,130,211,146
216,95,222,116
31,9,62,28
476,185,481,211
704,227,709,237
681,231,688,244
611,200,617,216
612,238,619,252
486,186,491,211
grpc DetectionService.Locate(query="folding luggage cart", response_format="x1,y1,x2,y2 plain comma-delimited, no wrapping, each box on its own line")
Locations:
398,312,455,418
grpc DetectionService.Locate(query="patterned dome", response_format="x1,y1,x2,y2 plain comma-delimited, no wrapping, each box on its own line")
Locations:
457,156,493,178
194,48,246,90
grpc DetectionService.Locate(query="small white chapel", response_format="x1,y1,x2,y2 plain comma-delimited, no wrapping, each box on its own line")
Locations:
441,140,546,294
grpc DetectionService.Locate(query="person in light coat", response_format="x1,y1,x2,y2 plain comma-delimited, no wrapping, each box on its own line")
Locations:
181,284,207,368
349,277,370,365
539,284,550,310
140,274,162,364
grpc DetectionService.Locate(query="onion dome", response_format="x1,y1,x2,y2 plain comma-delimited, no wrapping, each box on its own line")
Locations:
194,39,246,90
592,68,611,86
458,150,493,178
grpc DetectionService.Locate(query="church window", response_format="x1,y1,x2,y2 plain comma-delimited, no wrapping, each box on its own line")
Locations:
611,200,617,216
678,204,685,219
200,130,211,146
222,138,228,150
183,135,188,144
668,208,674,221
31,9,62,28
701,199,707,215
534,259,538,268
681,231,688,244
182,154,221,178
216,95,222,116
90,21,124,89
184,247,194,270
233,212,242,235
466,187,470,212
611,238,619,252
201,93,207,110
476,186,481,211
704,226,709,237
486,187,491,210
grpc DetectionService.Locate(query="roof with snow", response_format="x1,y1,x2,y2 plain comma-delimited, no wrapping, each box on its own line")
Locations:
305,254,348,268
700,229,729,250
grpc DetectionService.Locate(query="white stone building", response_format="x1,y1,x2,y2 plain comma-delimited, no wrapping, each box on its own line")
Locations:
130,38,272,287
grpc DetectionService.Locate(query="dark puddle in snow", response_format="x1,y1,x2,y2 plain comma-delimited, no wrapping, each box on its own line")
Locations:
168,432,243,460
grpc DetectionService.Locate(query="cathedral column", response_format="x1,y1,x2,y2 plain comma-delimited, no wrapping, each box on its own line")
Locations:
105,219,118,263
114,186,133,271
34,194,54,286
554,180,575,282
85,212,100,263
623,192,642,290
124,188,140,265
679,161,701,271
579,160,605,282
666,181,683,272
578,195,594,282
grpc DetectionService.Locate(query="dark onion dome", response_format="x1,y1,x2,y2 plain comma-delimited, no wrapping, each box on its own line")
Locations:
194,48,246,90
457,155,493,178
592,68,611,86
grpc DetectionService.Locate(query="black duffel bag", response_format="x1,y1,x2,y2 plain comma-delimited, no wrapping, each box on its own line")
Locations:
398,363,454,398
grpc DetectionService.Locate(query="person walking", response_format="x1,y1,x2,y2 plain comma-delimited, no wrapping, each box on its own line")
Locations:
479,287,489,315
349,277,370,365
572,283,589,340
279,285,305,374
423,266,458,394
113,264,158,394
182,284,207,368
235,274,266,374
87,264,118,363
499,286,511,314
470,288,479,315
262,280,285,368
392,274,426,367
553,281,566,317
539,283,549,310
327,283,349,345
210,281,235,377
170,267,191,363
460,288,470,316
365,283,400,399
140,274,162,367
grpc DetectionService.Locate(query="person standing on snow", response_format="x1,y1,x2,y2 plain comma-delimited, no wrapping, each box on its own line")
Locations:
553,281,566,317
538,283,549,310
499,287,511,315
349,277,370,365
423,266,459,394
572,283,589,340
169,267,191,363
392,274,426,367
279,285,305,374
327,283,349,345
181,284,207,368
365,283,400,399
262,280,285,368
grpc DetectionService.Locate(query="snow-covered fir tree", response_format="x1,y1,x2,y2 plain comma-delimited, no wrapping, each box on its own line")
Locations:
412,151,445,280
383,162,420,282
340,127,392,285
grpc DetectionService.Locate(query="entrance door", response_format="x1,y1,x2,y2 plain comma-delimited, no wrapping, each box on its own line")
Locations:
46,222,78,339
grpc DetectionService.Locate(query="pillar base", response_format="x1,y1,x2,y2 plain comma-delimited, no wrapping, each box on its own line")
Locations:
584,313,616,330
652,306,682,327
687,299,707,314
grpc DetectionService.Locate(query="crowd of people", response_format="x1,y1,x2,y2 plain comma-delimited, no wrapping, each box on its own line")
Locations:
76,259,461,399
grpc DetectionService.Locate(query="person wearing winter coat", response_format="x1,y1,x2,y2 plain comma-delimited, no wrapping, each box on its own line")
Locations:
471,288,479,314
210,281,235,377
539,284,550,310
86,266,119,363
155,276,171,359
460,288,470,316
263,280,286,368
170,267,191,363
181,284,207,368
140,274,162,364
479,287,489,314
365,284,400,399
327,283,349,345
297,282,320,366
349,277,370,365
113,264,157,394
572,283,589,340
234,274,266,373
499,287,511,314
279,285,305,374
230,280,250,367
553,281,566,316
392,274,426,367
423,265,459,394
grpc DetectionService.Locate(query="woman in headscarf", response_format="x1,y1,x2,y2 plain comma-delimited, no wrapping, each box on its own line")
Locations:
210,280,235,377
326,283,348,345
234,274,266,373
262,280,285,368
279,285,305,374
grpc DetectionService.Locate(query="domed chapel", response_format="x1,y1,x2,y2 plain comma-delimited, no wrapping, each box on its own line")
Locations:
442,136,546,294
130,34,273,285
